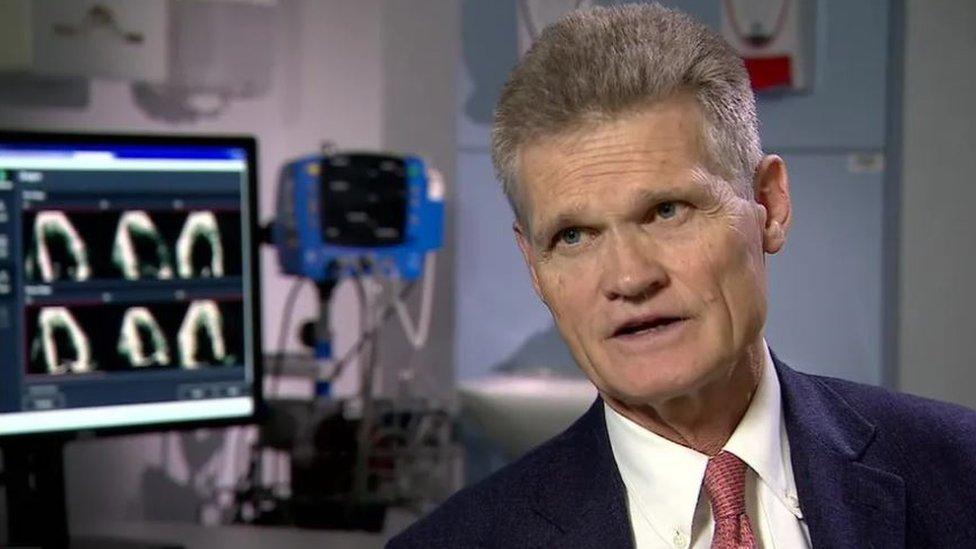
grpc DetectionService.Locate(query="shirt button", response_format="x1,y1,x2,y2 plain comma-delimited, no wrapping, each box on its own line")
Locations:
787,494,802,514
673,530,688,548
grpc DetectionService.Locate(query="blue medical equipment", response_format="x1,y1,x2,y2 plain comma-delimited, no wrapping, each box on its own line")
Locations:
273,152,443,282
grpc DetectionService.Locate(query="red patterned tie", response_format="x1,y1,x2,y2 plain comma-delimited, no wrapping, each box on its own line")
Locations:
703,451,757,549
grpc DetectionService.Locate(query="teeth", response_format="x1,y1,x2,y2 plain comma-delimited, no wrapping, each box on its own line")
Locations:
620,318,678,336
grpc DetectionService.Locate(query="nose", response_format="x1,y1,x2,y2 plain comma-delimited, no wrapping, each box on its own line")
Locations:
600,229,668,302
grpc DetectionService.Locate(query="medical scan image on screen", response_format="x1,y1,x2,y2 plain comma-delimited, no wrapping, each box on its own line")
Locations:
24,210,242,283
0,136,258,436
26,299,244,375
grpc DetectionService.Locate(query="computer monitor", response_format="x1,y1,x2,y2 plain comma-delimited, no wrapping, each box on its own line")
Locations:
0,131,263,546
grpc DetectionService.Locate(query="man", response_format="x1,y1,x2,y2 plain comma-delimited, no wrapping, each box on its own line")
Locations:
390,4,976,548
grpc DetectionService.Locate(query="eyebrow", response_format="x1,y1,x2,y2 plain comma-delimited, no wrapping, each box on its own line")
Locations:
532,211,582,246
531,185,693,246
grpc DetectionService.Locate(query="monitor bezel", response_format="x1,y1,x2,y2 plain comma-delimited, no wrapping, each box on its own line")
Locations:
0,130,265,441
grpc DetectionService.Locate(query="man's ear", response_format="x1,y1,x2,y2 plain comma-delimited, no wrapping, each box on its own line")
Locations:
513,221,546,304
753,154,792,254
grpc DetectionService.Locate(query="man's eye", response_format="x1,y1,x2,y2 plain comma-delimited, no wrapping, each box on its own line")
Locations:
557,228,583,246
656,201,679,219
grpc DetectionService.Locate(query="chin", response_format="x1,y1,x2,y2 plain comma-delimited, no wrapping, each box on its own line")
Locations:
597,354,718,405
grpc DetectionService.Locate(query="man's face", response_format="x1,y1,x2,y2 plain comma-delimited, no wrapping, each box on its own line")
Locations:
515,94,785,406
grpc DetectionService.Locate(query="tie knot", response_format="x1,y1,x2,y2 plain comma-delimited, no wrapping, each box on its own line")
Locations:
703,451,748,519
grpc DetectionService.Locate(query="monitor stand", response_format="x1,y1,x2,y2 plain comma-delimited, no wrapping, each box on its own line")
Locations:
3,438,183,549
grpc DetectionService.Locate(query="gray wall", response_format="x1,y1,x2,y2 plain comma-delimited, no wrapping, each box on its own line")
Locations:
898,0,976,407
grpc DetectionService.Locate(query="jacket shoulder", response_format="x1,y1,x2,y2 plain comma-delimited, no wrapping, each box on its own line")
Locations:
386,413,590,548
801,372,976,543
811,373,976,444
803,372,976,487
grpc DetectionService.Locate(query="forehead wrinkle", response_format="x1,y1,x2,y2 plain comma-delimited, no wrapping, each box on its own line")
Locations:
528,159,705,240
552,149,687,188
524,116,698,189
561,138,687,162
520,97,712,236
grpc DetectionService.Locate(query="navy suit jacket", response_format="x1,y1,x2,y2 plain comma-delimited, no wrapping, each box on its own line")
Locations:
389,357,976,548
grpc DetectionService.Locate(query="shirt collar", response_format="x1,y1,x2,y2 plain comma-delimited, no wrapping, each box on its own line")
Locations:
724,344,801,516
604,342,801,542
605,395,707,542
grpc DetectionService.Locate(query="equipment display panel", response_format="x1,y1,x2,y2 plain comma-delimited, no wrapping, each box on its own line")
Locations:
0,133,261,437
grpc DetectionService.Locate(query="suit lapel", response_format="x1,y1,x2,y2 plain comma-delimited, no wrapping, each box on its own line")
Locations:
529,399,634,549
526,360,907,549
775,357,905,549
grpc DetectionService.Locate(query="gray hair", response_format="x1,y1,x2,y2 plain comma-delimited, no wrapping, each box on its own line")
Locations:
490,3,762,223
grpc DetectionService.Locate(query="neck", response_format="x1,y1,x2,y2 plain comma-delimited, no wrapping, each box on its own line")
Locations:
604,339,765,455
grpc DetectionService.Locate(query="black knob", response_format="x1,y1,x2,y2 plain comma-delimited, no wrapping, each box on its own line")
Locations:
299,320,317,348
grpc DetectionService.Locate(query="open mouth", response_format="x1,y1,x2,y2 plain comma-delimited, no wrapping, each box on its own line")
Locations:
612,316,686,338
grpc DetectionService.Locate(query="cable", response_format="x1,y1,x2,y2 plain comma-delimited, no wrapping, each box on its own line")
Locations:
353,274,371,394
394,252,436,349
262,276,312,499
353,276,383,404
228,424,252,503
351,275,377,500
226,276,305,513
323,280,416,383
268,277,308,399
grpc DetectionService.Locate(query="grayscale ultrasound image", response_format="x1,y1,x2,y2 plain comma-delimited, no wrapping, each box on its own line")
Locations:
24,209,242,282
27,300,244,375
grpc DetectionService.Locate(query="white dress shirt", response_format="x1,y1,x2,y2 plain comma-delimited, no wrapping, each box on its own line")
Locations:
605,345,812,549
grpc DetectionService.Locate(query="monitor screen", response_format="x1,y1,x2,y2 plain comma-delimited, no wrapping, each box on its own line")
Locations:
0,132,261,437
